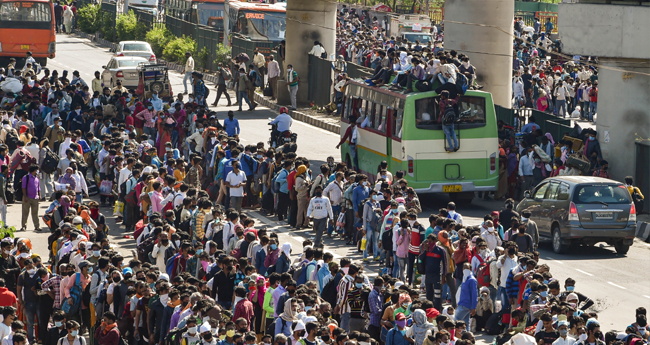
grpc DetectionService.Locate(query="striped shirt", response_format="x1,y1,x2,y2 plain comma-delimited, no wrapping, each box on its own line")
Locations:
336,275,355,314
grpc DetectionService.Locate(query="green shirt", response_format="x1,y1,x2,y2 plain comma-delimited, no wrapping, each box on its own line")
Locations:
288,70,298,87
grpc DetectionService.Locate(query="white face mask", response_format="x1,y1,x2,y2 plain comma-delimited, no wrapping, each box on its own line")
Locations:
487,227,495,233
159,294,169,305
408,220,415,227
175,240,181,247
188,326,197,334
578,334,587,342
480,249,487,256
521,217,528,222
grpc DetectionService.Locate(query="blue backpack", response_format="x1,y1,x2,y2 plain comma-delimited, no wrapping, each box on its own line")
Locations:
62,273,82,316
296,261,317,285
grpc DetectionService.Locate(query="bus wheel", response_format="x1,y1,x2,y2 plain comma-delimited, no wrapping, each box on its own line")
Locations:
36,58,47,67
449,192,474,206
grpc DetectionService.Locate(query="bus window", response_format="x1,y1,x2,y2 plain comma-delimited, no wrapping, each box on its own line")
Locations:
414,97,436,127
0,1,51,22
393,110,403,139
457,96,486,124
375,105,386,133
344,97,359,122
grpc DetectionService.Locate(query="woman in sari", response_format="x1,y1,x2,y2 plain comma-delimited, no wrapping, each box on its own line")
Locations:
156,112,173,159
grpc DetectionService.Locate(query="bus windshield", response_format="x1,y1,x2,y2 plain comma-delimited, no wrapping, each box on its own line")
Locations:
197,3,224,28
414,95,486,129
238,10,285,41
403,33,433,43
0,1,51,27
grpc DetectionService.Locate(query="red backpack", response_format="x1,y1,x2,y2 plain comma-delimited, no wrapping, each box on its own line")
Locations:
475,255,493,287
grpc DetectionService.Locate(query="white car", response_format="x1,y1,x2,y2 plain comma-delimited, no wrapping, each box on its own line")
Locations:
114,41,156,64
101,56,150,88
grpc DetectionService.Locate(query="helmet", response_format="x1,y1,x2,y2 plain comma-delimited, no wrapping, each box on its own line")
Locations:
279,107,288,114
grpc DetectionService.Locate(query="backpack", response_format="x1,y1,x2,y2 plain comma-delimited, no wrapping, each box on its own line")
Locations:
173,204,184,228
456,73,469,94
41,147,59,174
165,326,188,345
369,208,381,232
442,103,458,126
289,260,309,283
137,232,157,263
166,253,181,276
5,130,18,151
475,255,494,287
296,261,316,285
320,273,341,306
221,68,232,81
81,270,100,306
119,175,132,201
268,318,288,336
321,49,328,59
254,71,262,87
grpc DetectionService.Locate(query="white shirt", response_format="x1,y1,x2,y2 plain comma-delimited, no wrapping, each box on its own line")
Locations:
118,167,132,193
496,254,518,288
72,172,88,195
185,56,195,73
309,45,325,56
323,180,344,206
222,221,236,251
152,242,171,272
267,60,281,79
306,196,334,220
481,228,502,251
226,170,247,197
552,336,576,345
25,143,39,160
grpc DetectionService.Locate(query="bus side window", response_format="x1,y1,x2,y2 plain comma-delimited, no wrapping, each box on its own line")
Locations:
393,110,403,139
375,105,386,133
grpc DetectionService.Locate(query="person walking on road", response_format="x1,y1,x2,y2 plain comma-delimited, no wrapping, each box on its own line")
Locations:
307,185,333,248
183,52,195,94
267,55,280,100
21,165,40,232
287,64,299,110
237,68,254,112
455,262,477,326
211,63,232,107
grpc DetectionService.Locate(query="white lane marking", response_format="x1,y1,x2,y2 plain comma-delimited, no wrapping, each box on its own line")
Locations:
608,282,627,290
545,257,564,264
575,269,593,277
643,295,650,299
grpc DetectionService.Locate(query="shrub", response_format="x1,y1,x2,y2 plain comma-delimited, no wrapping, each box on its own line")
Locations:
212,43,232,67
162,35,197,63
115,10,138,42
146,26,174,57
99,11,115,41
76,4,101,34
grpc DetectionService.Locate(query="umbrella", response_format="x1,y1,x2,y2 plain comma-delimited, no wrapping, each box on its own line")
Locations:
237,53,250,62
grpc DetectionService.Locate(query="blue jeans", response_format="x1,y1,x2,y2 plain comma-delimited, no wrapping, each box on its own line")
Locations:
171,129,179,147
589,101,597,121
363,229,379,259
238,91,252,110
443,124,458,150
183,72,193,93
555,99,567,117
392,253,399,277
455,305,472,326
328,205,341,235
24,302,37,343
340,312,351,332
498,286,510,311
349,143,359,171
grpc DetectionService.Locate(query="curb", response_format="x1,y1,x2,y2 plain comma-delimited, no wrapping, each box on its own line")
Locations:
72,31,340,135
253,93,341,135
636,221,650,242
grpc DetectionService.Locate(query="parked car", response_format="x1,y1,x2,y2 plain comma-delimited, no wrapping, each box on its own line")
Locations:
516,176,636,255
114,41,156,63
101,56,150,88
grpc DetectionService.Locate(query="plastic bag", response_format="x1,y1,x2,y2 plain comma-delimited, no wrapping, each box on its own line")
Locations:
360,237,367,250
99,180,113,196
113,200,124,217
0,78,22,93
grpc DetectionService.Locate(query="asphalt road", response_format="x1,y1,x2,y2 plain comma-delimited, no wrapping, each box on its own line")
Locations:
23,33,649,333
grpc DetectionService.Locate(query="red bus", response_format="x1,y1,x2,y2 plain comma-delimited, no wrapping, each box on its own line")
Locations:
0,0,56,65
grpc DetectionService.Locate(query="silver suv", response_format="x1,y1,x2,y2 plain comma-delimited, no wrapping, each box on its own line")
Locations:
517,176,636,255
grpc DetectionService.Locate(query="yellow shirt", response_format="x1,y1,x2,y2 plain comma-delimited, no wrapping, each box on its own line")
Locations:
174,169,186,183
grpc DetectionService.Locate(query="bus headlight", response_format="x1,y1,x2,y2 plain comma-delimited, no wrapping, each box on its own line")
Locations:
48,42,56,54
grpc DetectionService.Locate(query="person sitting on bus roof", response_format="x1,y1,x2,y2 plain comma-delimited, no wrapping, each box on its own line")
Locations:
366,50,394,87
403,58,426,93
389,51,412,87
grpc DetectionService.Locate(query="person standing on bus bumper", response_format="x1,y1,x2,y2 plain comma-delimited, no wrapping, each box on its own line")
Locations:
336,117,359,171
287,65,299,110
183,52,195,94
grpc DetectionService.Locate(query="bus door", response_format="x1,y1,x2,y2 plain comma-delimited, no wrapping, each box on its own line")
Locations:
388,108,404,173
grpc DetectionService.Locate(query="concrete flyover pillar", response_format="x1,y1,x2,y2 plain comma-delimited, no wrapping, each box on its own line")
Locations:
284,0,337,107
443,0,514,108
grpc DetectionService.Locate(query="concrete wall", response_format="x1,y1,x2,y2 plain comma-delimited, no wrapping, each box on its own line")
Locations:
558,4,650,58
595,58,650,181
284,0,337,106
444,0,514,108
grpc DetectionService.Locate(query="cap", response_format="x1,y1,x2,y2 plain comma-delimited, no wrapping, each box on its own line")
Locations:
72,216,83,224
61,222,72,229
198,321,212,334
304,316,318,323
426,308,440,319
123,267,133,276
158,273,170,281
294,320,306,332
394,281,404,289
395,313,406,321
78,260,91,269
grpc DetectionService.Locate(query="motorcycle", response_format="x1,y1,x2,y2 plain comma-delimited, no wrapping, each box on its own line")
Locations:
268,117,298,150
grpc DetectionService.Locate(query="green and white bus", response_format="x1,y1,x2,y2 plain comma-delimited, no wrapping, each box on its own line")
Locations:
339,80,499,203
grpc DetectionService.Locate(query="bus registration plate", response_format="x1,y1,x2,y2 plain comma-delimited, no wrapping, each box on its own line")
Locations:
443,185,462,193
21,45,29,50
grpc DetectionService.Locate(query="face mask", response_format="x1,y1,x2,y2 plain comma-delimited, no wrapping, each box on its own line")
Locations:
196,249,203,255
589,136,595,141
391,209,398,215
166,147,171,152
55,321,63,328
175,240,181,247
188,327,197,334
3,250,10,255
219,335,226,341
566,286,575,291
408,220,415,227
113,276,121,283
543,280,549,285
148,106,153,110
488,227,495,233
88,267,93,273
559,329,568,337
579,334,587,342
270,244,277,250
226,330,235,338
480,249,487,256
355,283,363,289
199,128,205,133
203,334,213,341
71,330,79,337
93,250,101,257
521,217,528,222
372,195,378,201
540,291,548,297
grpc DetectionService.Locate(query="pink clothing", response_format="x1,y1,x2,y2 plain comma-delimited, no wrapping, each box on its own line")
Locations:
64,272,90,298
395,228,411,258
150,190,164,214
136,109,156,128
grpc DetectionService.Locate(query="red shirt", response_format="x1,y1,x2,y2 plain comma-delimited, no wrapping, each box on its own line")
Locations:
287,170,297,192
0,287,17,307
233,298,255,330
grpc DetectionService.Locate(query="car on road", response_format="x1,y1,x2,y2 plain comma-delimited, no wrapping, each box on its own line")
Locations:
101,56,150,89
113,41,156,63
517,176,636,255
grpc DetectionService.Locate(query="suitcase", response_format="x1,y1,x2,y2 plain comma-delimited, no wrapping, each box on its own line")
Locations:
566,153,590,173
562,135,584,152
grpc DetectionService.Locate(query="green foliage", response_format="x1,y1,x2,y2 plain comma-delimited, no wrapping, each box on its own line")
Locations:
162,35,197,63
212,43,232,67
99,11,115,41
115,10,139,41
77,4,101,34
0,221,15,240
145,26,174,57
197,47,209,70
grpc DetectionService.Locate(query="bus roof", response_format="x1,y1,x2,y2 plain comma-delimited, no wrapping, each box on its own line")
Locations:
0,0,53,3
346,79,408,100
228,0,286,13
